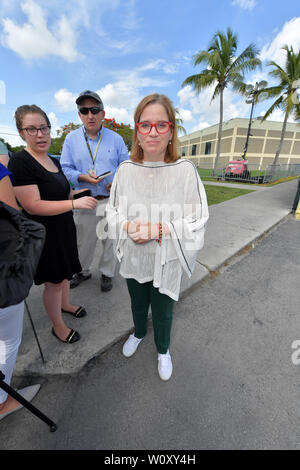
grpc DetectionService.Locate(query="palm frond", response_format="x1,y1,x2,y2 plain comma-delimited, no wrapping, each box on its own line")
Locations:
209,28,237,55
262,46,300,125
268,66,289,85
177,124,187,135
231,80,248,94
261,95,284,121
261,85,284,99
174,108,187,135
267,60,286,76
182,70,217,92
193,50,211,67
293,103,300,121
231,57,262,76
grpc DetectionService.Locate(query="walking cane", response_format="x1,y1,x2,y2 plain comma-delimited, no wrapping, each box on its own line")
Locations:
0,371,57,432
24,300,45,364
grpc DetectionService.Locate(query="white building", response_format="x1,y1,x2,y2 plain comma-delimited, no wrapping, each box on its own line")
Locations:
179,117,300,169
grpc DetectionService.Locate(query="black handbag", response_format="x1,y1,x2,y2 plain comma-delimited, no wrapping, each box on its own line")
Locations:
0,201,45,308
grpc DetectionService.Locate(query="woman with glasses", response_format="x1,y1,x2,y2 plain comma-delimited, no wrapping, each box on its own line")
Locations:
106,94,209,381
8,105,97,344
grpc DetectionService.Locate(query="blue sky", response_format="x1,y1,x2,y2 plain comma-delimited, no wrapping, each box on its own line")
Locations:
0,0,299,147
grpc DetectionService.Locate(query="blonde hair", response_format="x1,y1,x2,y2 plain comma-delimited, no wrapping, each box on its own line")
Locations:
131,93,179,163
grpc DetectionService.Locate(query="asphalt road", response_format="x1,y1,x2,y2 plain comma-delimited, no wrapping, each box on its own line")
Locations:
2,216,300,451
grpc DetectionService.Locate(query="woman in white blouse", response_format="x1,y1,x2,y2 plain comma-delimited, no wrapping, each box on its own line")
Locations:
106,94,209,381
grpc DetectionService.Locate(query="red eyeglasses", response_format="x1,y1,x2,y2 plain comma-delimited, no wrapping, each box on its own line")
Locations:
136,121,173,135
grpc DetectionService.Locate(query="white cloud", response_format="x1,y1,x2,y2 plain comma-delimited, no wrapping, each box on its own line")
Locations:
121,0,142,31
1,0,81,62
162,64,178,74
96,67,174,122
53,58,176,128
97,83,139,112
138,59,166,72
260,17,300,67
191,121,211,133
54,80,139,125
104,106,132,124
178,86,199,110
246,71,269,87
259,108,297,123
177,108,194,122
137,59,178,75
95,81,141,126
178,84,249,132
0,124,23,147
48,112,60,137
106,37,141,54
54,88,77,112
231,0,256,10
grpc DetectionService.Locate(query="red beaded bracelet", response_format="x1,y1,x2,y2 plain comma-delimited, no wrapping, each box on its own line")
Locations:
156,222,163,246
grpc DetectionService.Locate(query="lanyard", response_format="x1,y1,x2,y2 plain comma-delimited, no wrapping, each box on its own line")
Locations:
84,130,103,167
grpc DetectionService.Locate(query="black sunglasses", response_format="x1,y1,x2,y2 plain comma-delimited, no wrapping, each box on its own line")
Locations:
79,106,102,115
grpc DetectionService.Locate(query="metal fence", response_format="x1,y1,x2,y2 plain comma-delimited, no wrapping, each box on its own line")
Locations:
264,164,300,183
196,162,300,184
220,163,266,184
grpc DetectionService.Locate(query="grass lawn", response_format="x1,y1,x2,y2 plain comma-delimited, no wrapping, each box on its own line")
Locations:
198,168,223,178
204,184,254,206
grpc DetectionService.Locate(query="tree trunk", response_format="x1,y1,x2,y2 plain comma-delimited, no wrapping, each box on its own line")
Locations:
273,109,289,166
212,89,223,177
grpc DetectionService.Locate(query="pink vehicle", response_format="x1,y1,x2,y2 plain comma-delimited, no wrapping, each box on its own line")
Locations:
224,159,250,179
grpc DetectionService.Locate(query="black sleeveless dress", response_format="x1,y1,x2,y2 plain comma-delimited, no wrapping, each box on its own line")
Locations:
8,150,81,285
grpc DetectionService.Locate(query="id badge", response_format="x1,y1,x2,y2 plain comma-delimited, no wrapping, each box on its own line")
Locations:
87,168,97,178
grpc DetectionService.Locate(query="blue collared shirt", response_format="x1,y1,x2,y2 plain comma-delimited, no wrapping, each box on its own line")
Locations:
0,162,12,181
60,126,129,196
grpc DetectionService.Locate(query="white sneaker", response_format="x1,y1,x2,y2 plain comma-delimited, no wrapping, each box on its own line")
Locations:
122,334,143,358
158,350,173,381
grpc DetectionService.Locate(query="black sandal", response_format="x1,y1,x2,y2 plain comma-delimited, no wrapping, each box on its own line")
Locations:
51,328,81,344
62,306,87,318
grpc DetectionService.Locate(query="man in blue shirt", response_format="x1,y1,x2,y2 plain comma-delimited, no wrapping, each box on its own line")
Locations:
60,90,129,291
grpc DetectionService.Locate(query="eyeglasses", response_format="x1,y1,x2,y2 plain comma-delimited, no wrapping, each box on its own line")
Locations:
79,106,102,115
136,121,173,135
21,125,51,136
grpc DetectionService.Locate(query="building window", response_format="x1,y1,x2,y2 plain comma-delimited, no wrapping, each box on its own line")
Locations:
205,142,212,155
191,144,197,156
181,146,186,157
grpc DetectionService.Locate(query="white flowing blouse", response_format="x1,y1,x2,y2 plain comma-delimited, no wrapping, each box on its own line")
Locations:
106,158,209,301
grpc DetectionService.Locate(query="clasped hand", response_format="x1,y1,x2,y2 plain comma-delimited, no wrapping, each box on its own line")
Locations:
127,221,156,244
126,220,169,244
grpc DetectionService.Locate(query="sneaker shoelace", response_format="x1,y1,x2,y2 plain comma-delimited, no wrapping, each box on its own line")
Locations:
158,353,171,365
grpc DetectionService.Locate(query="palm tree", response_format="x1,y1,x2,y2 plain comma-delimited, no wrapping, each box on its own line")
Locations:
260,45,300,166
182,27,261,176
175,108,187,135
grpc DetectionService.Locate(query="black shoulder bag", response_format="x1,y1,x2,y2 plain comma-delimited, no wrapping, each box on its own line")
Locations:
0,201,45,308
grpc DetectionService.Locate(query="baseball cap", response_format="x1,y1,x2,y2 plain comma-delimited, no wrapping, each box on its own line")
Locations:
76,90,104,109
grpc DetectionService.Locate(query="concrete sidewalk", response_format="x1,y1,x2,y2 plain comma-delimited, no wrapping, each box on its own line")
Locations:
14,179,298,377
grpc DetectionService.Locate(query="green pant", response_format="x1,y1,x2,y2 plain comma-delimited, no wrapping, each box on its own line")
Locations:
126,279,174,354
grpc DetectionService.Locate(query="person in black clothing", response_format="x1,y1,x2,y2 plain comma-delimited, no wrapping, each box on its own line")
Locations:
0,162,41,418
8,105,97,343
